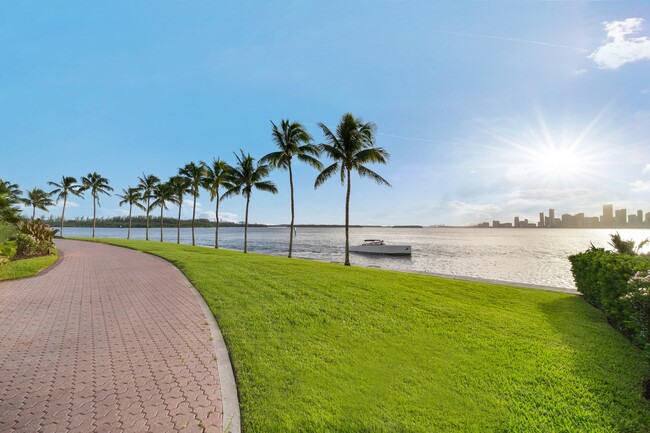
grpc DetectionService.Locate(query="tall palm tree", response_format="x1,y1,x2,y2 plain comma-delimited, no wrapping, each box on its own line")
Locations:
117,187,144,240
179,162,205,246
22,188,55,222
608,232,649,255
81,172,113,238
0,179,22,200
137,173,160,241
47,176,83,237
151,182,176,242
315,113,391,266
168,175,191,244
224,151,278,253
261,120,322,258
201,158,233,248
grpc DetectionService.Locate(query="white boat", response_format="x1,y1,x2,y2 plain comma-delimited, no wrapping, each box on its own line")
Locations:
349,239,412,256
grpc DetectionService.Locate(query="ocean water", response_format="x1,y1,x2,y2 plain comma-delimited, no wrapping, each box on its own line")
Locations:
58,226,650,290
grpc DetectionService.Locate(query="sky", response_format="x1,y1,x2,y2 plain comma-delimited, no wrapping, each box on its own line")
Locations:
1,1,649,226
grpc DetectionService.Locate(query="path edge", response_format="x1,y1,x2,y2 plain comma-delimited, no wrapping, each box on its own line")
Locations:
189,283,241,433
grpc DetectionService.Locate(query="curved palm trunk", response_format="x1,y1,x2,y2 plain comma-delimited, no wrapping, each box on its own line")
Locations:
127,203,132,240
344,169,351,266
192,192,197,246
60,195,67,237
160,206,164,242
214,190,219,249
92,195,97,238
177,200,182,244
31,206,36,222
244,194,250,253
288,164,295,258
145,196,151,241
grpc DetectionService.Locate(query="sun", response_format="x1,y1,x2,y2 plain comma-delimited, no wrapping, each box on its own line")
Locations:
529,144,587,179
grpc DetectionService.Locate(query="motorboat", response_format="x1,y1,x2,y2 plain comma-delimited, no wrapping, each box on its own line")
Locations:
349,239,412,256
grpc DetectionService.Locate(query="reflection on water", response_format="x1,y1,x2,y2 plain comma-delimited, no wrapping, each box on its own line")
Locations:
60,226,650,290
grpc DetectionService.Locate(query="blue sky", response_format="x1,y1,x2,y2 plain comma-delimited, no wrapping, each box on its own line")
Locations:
2,1,649,226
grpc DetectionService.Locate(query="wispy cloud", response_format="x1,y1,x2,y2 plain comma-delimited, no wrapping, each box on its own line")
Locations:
450,201,501,214
643,164,650,174
590,18,650,69
631,180,650,192
436,30,588,52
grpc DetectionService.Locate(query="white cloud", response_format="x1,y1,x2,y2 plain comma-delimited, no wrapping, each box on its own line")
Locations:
450,201,501,214
642,89,649,94
643,164,650,174
197,210,239,222
590,18,650,69
574,68,587,75
630,180,650,192
508,188,593,200
55,200,80,208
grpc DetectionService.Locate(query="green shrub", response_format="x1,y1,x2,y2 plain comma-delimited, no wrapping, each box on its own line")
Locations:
14,219,58,259
569,249,650,341
0,221,16,244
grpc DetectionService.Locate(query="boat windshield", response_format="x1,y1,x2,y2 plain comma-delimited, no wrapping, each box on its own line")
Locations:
362,239,385,246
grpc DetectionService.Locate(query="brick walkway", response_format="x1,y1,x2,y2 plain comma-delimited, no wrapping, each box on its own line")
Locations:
0,240,224,432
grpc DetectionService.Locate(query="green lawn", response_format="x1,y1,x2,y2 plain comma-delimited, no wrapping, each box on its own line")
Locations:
0,248,58,281
87,239,650,432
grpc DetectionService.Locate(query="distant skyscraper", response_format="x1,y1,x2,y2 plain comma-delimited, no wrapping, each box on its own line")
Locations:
638,210,643,224
602,204,614,227
539,212,544,227
514,216,520,227
549,209,555,227
615,209,627,226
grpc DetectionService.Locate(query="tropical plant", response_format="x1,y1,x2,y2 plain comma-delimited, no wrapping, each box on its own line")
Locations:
47,176,83,237
151,182,176,242
224,151,278,253
201,158,233,248
14,219,58,259
609,232,649,256
117,187,145,240
260,120,322,258
179,162,205,246
168,176,191,244
0,179,22,200
0,179,23,224
137,173,160,241
80,172,113,238
22,188,55,222
315,113,391,266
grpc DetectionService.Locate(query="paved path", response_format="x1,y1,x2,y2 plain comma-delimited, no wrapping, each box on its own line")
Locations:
0,240,227,432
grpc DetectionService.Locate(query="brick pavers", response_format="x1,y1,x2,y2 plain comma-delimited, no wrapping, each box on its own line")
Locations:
0,240,224,432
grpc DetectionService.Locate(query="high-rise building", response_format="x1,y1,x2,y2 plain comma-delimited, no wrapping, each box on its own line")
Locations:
514,216,520,227
615,209,627,226
602,204,614,227
549,209,555,227
638,210,643,224
539,212,544,227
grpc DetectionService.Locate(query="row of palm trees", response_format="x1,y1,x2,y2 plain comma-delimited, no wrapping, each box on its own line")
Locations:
16,113,391,266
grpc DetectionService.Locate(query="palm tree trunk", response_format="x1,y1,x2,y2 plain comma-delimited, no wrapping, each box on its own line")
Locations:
344,169,351,266
92,195,97,238
214,192,219,249
177,201,182,244
31,206,35,222
145,196,150,241
288,164,295,258
244,194,250,253
61,195,67,237
192,193,197,246
127,204,132,240
160,206,164,242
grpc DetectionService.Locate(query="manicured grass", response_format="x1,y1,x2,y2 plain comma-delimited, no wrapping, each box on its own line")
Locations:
0,248,58,281
88,239,650,432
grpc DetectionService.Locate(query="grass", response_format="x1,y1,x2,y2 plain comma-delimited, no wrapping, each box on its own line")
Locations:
85,239,650,432
0,248,58,281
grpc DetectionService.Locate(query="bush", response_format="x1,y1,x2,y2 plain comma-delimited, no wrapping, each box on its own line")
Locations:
569,249,650,341
13,219,58,259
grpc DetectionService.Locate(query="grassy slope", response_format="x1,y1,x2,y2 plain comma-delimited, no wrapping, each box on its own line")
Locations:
0,248,58,281
88,239,650,432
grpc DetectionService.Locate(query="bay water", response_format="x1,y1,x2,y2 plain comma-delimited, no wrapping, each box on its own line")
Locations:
59,226,650,290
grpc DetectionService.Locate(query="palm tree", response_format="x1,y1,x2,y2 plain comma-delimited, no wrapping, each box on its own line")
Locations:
261,120,322,258
224,151,278,253
608,232,649,255
117,187,144,240
22,188,55,222
168,176,191,244
315,113,391,266
0,179,22,223
47,176,83,237
137,173,160,241
179,162,205,246
81,172,113,238
201,158,233,248
151,182,176,242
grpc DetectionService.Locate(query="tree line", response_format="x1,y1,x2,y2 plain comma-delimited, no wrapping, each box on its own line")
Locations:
1,113,391,265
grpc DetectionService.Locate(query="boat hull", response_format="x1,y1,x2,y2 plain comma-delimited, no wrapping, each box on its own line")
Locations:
349,245,412,255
